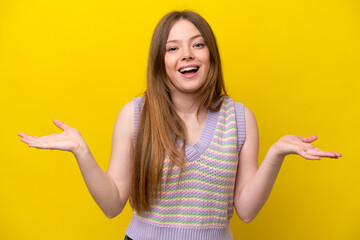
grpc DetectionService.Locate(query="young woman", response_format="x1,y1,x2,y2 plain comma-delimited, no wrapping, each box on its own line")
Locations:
18,10,341,240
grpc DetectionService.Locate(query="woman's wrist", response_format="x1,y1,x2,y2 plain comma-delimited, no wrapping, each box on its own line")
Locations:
265,144,286,166
72,139,91,160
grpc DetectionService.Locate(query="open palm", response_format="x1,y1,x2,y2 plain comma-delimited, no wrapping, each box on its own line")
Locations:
18,119,83,153
273,135,342,160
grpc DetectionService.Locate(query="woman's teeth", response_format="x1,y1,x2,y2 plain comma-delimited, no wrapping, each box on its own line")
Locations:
179,67,199,74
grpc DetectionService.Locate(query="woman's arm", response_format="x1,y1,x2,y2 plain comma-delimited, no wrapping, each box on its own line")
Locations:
233,106,341,223
18,100,134,218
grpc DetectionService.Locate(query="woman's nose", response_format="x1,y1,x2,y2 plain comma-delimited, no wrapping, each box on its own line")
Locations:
181,47,194,61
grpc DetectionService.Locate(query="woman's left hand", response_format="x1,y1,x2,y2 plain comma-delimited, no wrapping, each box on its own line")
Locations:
271,135,342,162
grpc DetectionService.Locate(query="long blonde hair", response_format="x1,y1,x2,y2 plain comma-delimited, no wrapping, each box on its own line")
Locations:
131,10,227,213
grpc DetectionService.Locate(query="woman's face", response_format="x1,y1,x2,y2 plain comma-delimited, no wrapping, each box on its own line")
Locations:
164,19,210,94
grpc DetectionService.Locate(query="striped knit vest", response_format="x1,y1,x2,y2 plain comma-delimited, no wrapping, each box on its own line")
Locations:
126,96,245,240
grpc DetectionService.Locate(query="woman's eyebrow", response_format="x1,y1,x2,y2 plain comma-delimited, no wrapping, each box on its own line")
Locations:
166,34,203,44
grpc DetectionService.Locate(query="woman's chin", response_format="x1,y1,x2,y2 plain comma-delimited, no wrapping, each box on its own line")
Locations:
172,86,203,95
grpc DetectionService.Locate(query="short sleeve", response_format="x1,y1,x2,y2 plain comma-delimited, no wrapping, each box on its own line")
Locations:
234,102,246,153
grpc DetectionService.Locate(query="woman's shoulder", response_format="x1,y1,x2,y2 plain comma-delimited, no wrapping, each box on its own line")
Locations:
226,96,252,112
118,94,145,116
113,100,134,138
243,105,255,121
120,99,134,117
227,96,256,125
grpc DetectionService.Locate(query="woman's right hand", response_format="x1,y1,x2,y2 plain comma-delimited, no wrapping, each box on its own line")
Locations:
18,119,86,156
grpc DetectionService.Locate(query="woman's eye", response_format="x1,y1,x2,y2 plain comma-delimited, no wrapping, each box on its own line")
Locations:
167,47,177,52
194,43,205,48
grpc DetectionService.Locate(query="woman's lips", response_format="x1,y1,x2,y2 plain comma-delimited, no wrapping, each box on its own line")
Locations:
178,66,200,78
178,64,200,72
181,70,199,78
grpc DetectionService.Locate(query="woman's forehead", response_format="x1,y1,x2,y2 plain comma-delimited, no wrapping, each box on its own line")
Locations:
166,19,202,42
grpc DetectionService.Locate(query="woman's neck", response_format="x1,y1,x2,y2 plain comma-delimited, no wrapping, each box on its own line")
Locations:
170,91,206,118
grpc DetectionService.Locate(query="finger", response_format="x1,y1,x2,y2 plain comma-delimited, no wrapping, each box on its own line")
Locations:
305,149,339,158
19,132,60,149
27,137,56,149
327,151,342,157
20,137,42,146
300,135,318,143
24,135,41,141
19,132,38,139
53,119,70,131
303,141,342,158
20,137,31,144
28,142,52,149
19,133,38,142
300,151,321,160
20,136,43,145
18,132,38,139
18,132,27,138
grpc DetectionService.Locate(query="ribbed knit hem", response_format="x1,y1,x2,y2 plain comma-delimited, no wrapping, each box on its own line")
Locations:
126,215,233,240
234,102,246,153
132,96,145,146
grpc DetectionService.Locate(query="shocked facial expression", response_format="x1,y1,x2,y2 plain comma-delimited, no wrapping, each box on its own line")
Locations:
164,19,210,94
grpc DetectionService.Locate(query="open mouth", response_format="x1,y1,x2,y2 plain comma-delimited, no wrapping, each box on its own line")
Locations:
178,66,200,75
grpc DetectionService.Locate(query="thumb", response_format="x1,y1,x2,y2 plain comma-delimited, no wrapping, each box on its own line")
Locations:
300,135,318,143
53,119,70,131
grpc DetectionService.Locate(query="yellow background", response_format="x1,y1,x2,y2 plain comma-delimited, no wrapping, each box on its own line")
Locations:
1,0,359,239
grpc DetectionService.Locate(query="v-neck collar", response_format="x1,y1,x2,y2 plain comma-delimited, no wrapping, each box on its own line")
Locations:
180,99,222,162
